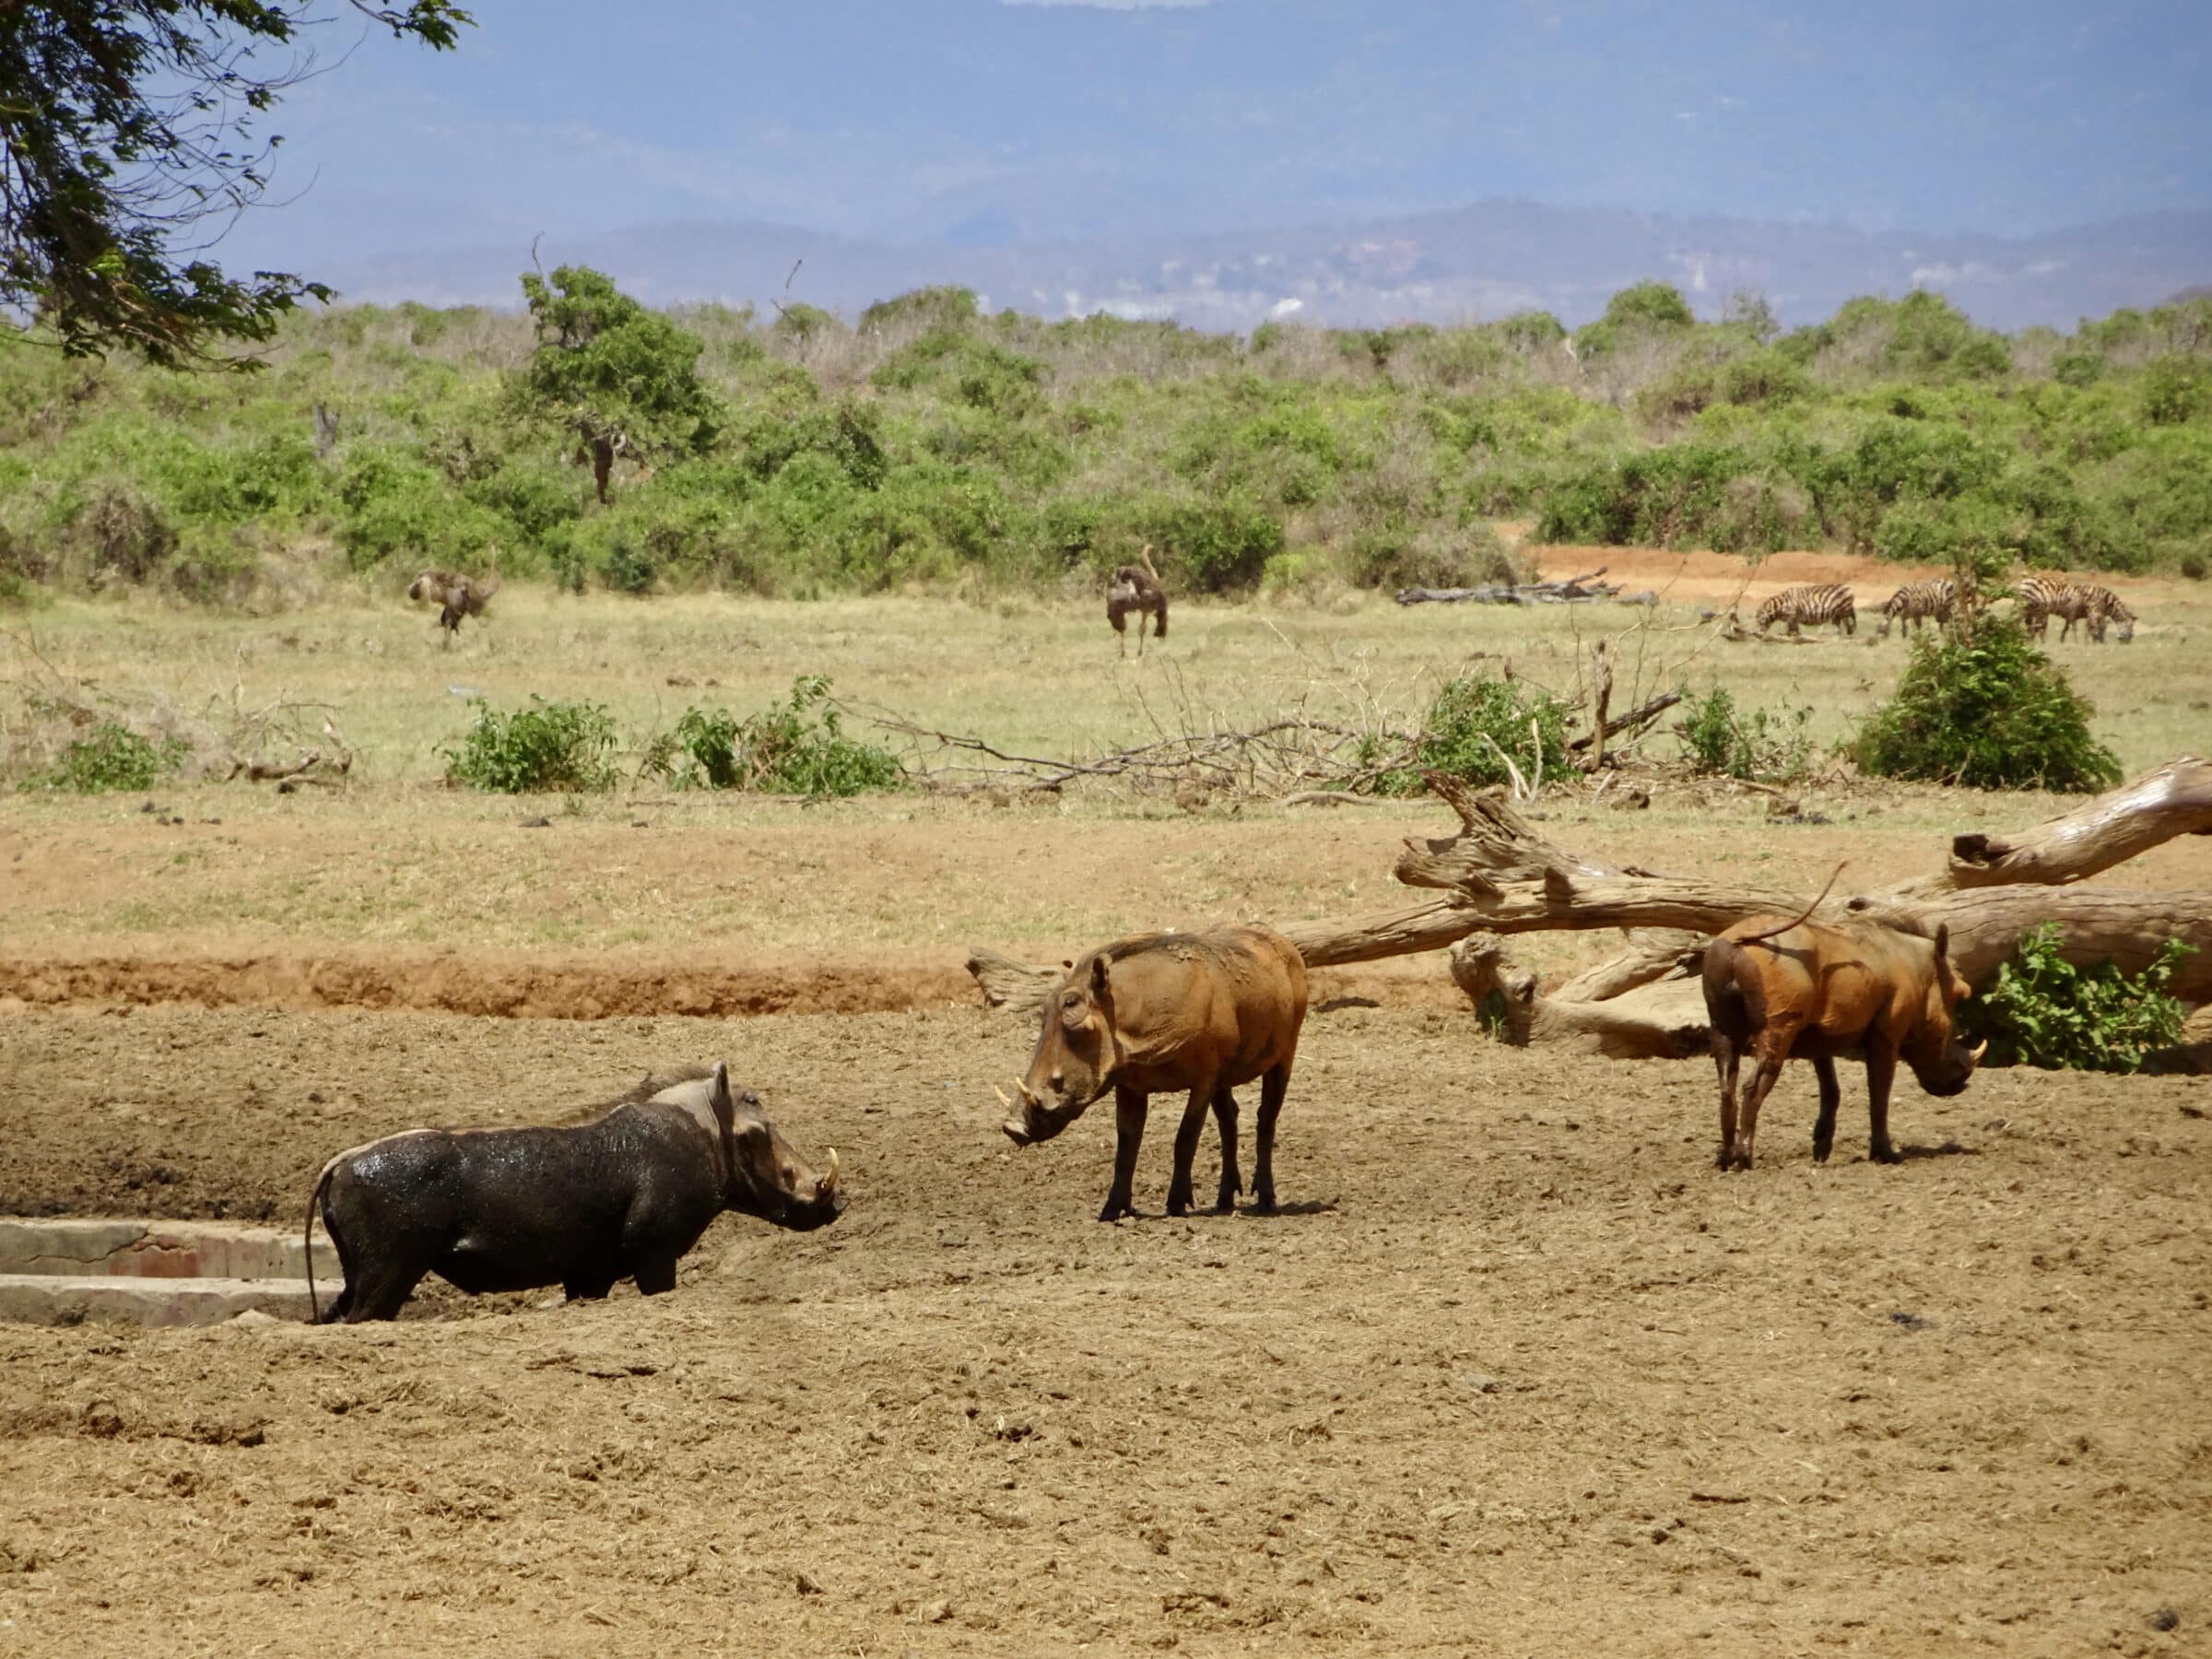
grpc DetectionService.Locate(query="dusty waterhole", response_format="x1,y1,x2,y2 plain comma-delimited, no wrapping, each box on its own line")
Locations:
0,1000,2205,1654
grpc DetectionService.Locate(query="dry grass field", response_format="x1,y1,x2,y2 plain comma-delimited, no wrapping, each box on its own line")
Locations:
1,548,2207,1655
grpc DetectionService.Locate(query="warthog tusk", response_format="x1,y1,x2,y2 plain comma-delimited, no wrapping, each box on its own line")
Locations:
819,1147,840,1194
992,1083,1014,1111
1017,1077,1041,1109
1967,1039,1989,1064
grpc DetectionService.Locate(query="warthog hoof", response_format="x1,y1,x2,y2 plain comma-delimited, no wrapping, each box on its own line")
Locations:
1097,1195,1136,1223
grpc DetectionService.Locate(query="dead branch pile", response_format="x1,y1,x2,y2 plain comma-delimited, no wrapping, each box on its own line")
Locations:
3,624,351,790
1395,567,1641,606
851,703,1399,799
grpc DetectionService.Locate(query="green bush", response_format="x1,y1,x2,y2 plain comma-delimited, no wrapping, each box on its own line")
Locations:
645,677,901,797
1348,524,1516,591
441,698,618,793
1850,616,2122,792
26,720,184,794
1383,673,1576,794
1958,924,2194,1072
1676,686,1813,782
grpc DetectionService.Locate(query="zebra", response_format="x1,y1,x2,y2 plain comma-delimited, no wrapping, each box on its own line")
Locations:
2017,575,2136,643
1754,582,1857,638
1877,578,1958,639
2072,581,2136,643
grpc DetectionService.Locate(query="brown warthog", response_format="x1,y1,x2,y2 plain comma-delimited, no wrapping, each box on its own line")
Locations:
1702,915,1984,1171
999,924,1307,1220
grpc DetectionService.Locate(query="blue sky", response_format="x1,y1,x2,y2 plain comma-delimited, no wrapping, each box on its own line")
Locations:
221,0,2212,271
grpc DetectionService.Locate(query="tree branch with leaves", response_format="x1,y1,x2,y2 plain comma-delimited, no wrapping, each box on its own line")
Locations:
0,1,471,368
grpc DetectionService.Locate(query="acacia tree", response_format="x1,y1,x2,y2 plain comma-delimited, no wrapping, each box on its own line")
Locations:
0,2,471,368
516,264,722,500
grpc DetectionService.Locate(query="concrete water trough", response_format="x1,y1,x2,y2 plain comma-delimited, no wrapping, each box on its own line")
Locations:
0,1218,335,1327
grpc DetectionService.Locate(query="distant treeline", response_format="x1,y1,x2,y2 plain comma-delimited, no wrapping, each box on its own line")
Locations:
1,273,2206,608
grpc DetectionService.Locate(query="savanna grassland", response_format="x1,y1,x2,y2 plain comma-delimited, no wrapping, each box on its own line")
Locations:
2,272,2210,1655
2,560,2208,1656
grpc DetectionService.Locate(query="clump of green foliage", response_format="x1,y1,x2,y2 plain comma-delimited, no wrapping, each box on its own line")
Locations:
25,719,184,794
441,697,618,794
1959,924,2194,1072
1851,616,2122,792
645,677,902,798
1384,673,1575,794
1676,685,1814,781
3,274,2207,608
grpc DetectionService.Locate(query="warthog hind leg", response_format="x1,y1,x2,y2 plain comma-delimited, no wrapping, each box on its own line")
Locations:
1165,1076,1218,1217
1810,1054,1841,1163
1253,1061,1293,1213
1212,1086,1241,1212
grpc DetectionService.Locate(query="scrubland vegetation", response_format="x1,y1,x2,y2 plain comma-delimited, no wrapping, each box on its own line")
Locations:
2,274,2208,611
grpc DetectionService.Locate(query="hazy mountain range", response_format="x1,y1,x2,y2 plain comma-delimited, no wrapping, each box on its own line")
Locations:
321,198,2212,334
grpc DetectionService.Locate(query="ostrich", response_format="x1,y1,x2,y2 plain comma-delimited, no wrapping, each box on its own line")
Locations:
1107,544,1168,657
407,568,500,645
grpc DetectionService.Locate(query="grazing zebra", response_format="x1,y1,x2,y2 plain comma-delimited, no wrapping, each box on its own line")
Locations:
2074,581,2136,643
1755,582,1857,638
1877,578,1958,639
2017,575,2136,643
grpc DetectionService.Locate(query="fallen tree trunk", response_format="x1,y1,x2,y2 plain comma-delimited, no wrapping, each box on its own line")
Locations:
1890,755,2212,897
966,758,2212,1032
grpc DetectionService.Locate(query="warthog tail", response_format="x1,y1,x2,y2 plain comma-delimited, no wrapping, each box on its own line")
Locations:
1733,861,1848,948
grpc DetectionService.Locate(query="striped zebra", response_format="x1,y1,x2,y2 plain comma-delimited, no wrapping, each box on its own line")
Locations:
2074,581,2136,643
1877,578,1957,639
1755,582,1857,638
2018,576,2136,643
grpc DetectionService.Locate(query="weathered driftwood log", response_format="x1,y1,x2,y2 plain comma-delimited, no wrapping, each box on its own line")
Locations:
1888,755,2212,897
966,759,2212,1032
1450,933,1712,1059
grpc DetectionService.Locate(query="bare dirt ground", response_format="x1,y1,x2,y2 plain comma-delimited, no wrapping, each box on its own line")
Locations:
1,1003,2207,1656
3,579,2208,1653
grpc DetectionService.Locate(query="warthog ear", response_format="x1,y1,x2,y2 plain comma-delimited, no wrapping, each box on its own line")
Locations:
1933,924,1950,965
1090,953,1112,993
710,1061,733,1111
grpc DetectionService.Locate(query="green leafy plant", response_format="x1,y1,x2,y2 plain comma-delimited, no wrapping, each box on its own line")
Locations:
441,697,618,793
1851,615,2122,792
1677,686,1814,782
1958,924,2194,1072
27,719,184,794
645,677,902,797
1383,673,1575,794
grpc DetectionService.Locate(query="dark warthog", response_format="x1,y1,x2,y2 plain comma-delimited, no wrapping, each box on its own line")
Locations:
999,924,1307,1220
1702,915,1983,1171
306,1063,841,1322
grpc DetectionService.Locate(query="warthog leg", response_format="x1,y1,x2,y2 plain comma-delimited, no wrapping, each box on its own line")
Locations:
1729,1033,1794,1171
1165,1074,1220,1217
1864,1046,1902,1163
1212,1086,1241,1213
1100,1083,1148,1222
1253,1060,1292,1213
1810,1054,1842,1164
1712,1036,1742,1171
